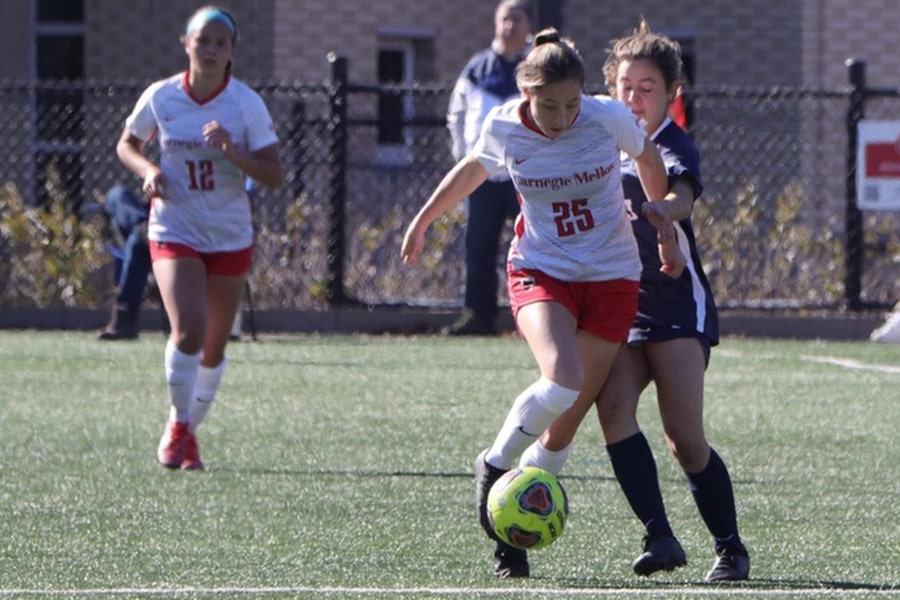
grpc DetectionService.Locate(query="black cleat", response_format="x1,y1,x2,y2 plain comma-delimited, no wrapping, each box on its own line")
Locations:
705,543,750,582
475,449,507,541
493,541,529,579
632,535,688,576
97,305,139,341
443,311,497,336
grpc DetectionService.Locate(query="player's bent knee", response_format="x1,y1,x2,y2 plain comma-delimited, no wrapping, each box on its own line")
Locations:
534,377,581,415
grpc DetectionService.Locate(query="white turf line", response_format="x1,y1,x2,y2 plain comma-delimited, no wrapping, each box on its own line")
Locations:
1,587,899,597
717,349,900,375
798,355,900,374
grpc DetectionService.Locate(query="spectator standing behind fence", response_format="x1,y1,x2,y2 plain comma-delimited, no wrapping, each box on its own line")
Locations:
97,185,152,341
116,5,283,470
402,28,681,578
519,20,750,582
443,0,532,336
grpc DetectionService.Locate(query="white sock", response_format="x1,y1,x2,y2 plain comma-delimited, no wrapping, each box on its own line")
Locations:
519,440,573,476
189,359,226,431
485,377,579,469
164,339,201,424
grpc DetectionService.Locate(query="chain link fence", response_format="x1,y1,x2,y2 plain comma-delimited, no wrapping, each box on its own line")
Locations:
1,68,898,312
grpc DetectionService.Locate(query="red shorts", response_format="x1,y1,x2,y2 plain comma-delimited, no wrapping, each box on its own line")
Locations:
507,268,639,342
149,241,253,276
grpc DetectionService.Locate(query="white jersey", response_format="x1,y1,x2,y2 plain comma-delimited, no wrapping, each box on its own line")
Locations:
125,72,278,252
473,95,645,282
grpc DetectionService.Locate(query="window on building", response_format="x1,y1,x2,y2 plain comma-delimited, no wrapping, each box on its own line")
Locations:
36,35,84,143
377,47,408,146
32,0,85,208
37,0,83,22
376,42,414,165
375,27,435,166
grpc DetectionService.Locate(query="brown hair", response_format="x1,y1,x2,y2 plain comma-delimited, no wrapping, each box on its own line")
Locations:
515,28,584,91
603,18,682,93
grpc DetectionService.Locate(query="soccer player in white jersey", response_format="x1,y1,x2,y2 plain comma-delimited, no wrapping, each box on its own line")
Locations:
519,20,750,582
401,28,683,579
116,6,284,470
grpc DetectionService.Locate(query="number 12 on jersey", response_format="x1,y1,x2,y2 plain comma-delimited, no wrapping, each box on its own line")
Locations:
552,199,595,237
186,160,215,191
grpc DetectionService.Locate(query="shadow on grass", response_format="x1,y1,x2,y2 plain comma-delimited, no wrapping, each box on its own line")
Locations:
544,575,898,592
210,467,767,489
748,578,898,591
212,467,620,483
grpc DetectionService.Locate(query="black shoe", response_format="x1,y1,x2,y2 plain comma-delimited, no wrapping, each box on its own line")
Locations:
493,541,530,579
475,449,507,541
443,311,497,336
705,541,750,582
97,305,139,341
632,535,687,576
705,553,750,582
97,328,138,341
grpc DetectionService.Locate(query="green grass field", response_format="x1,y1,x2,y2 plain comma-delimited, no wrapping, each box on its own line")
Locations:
1,331,898,599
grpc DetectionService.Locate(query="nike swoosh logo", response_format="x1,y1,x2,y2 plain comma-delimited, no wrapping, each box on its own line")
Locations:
517,425,539,437
514,158,528,165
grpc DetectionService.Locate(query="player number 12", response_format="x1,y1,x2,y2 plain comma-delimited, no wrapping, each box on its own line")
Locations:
186,159,215,191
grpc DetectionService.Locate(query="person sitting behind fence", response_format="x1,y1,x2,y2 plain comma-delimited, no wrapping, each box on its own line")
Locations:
98,184,152,341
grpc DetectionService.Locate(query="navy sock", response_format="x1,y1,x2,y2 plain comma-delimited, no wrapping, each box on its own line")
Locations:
685,448,746,554
607,432,673,539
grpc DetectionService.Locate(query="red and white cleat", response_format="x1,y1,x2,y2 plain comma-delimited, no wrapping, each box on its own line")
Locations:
181,428,205,470
157,420,190,469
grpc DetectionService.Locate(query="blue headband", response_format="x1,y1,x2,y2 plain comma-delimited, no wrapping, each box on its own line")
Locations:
186,8,237,40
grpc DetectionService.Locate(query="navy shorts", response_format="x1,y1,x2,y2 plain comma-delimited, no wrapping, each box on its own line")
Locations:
628,325,713,366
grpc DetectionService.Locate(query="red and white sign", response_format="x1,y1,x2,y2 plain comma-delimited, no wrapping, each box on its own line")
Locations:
857,120,900,210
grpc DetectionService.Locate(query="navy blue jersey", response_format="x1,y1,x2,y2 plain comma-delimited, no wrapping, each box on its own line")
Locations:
462,48,521,99
620,118,719,346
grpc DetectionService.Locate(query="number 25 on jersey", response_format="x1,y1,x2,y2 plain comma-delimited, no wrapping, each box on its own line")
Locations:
552,199,595,237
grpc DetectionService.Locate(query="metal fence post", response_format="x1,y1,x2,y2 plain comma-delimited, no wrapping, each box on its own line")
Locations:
326,52,349,305
288,100,306,199
845,58,865,311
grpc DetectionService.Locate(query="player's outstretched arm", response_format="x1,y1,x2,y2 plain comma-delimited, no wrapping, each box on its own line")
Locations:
401,156,488,265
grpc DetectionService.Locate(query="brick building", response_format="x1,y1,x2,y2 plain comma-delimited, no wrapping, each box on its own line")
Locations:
0,0,897,207
3,1,897,88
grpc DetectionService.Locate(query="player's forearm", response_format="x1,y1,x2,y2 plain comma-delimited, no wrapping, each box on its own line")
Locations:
634,139,668,201
650,179,693,222
413,156,487,230
229,146,284,189
116,137,155,181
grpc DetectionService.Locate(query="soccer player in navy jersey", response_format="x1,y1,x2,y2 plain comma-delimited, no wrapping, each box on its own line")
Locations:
520,20,750,582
